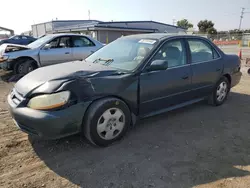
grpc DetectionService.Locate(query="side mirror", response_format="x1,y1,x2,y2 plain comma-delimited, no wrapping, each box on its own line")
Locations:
43,44,51,50
146,60,168,72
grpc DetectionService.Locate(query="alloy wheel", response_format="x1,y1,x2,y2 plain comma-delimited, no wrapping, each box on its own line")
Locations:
216,81,228,102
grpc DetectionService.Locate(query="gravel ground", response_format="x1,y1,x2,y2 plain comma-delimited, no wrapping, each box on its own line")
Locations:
0,66,250,188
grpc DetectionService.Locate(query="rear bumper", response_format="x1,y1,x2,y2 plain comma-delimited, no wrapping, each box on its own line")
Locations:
231,71,242,88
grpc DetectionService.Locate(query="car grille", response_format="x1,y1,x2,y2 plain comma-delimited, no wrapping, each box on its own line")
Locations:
9,88,24,106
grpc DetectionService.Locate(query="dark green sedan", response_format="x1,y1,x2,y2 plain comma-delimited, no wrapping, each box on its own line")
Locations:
8,33,242,147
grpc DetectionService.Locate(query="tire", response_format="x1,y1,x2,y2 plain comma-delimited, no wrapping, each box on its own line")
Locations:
208,76,230,106
83,98,131,147
14,59,37,75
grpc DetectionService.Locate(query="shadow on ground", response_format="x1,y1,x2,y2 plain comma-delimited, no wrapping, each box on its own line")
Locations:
30,92,250,188
0,70,23,82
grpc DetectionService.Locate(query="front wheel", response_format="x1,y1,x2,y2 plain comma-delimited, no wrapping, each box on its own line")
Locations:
208,76,230,106
83,98,131,147
14,59,37,75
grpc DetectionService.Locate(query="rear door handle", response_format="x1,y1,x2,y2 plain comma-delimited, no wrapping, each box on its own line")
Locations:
182,76,189,80
65,52,70,54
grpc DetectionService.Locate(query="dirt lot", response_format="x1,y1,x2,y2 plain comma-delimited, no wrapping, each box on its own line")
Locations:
1,66,250,188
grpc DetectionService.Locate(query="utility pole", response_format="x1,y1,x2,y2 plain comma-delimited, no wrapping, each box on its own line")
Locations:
239,8,250,30
239,7,245,30
88,10,90,20
172,19,176,26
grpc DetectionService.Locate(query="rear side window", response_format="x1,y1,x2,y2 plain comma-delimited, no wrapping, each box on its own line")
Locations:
187,39,220,63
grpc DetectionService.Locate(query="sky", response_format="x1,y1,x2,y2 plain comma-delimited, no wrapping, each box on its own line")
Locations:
1,0,250,34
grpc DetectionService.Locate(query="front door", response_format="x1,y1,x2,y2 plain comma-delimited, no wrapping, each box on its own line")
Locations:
140,39,192,116
186,38,224,98
39,36,73,66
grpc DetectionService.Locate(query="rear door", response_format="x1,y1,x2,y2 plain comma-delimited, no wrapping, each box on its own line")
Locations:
39,36,73,66
186,38,223,98
71,36,98,60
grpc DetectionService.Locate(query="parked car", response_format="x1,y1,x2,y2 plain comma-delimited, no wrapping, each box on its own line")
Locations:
0,35,36,46
0,33,103,75
8,33,242,147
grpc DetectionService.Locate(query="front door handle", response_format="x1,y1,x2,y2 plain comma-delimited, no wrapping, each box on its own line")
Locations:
182,76,189,80
65,52,70,54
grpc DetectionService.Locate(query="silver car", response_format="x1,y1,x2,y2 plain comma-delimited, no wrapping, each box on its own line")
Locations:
0,33,103,75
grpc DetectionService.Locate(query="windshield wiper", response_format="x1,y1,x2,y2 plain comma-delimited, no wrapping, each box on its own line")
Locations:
93,58,114,65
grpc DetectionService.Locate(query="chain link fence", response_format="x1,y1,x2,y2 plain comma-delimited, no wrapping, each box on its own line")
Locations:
194,33,250,47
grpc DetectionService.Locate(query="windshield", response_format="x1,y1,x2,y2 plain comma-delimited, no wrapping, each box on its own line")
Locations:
85,37,158,71
27,35,54,49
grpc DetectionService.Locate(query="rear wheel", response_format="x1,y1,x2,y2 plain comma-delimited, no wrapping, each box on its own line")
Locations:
14,59,37,75
83,98,131,147
208,76,230,106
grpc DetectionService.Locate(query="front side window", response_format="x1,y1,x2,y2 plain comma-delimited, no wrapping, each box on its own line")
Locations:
85,38,158,71
58,37,71,48
12,36,20,40
150,39,186,68
72,36,95,47
187,39,220,63
47,37,71,48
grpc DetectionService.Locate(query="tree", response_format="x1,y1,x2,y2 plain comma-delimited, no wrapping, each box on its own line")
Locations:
197,20,215,33
207,27,217,34
177,19,193,29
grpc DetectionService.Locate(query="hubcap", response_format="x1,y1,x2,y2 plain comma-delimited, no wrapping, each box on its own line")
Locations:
28,66,34,72
18,64,24,74
97,108,125,140
216,81,228,102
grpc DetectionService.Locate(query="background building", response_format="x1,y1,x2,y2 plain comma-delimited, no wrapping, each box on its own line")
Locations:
32,20,186,43
0,26,14,39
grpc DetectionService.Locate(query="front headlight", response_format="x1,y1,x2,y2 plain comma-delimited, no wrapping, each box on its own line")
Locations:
0,55,9,63
27,91,70,110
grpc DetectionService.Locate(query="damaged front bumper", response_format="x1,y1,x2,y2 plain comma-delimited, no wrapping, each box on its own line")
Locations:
0,60,13,70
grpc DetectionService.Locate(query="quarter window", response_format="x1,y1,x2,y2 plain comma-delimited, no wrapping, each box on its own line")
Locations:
151,39,186,68
72,36,95,47
187,39,220,63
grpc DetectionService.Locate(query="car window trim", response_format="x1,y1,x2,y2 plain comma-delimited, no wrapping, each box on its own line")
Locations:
141,64,191,75
186,37,222,65
141,37,188,72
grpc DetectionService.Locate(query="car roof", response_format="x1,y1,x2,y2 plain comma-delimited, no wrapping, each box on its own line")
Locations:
45,33,88,37
122,33,208,41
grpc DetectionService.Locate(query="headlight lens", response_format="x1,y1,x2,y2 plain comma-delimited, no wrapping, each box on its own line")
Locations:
27,91,70,110
0,55,9,63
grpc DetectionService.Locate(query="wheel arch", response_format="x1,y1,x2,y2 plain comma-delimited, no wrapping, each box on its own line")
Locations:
84,95,138,127
15,56,38,67
223,73,231,86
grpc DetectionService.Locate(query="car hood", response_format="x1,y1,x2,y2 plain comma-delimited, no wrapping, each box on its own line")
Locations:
14,61,120,97
0,43,30,55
